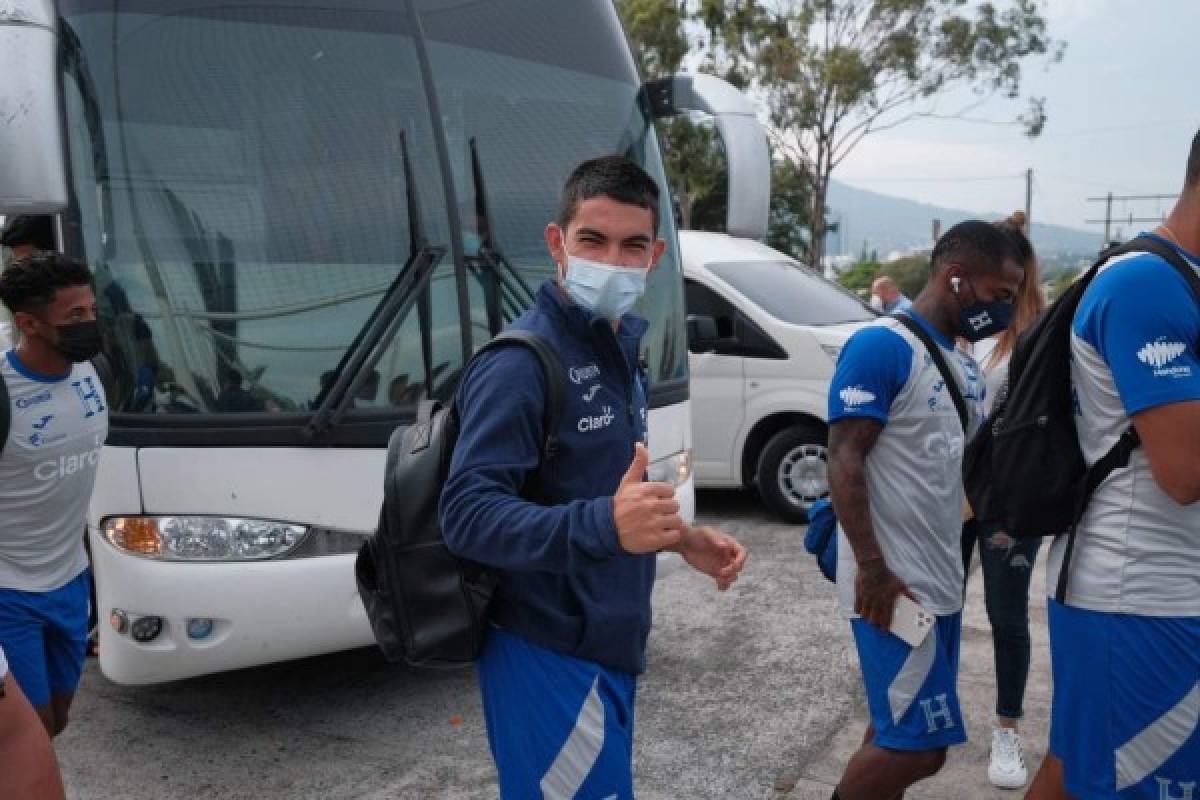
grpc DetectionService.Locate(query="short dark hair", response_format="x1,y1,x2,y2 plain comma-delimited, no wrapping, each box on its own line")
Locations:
556,156,661,235
931,220,1022,275
0,253,94,315
0,215,55,250
1187,128,1200,189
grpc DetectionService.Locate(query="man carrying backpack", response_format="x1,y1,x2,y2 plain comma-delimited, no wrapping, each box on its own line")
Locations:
1025,135,1200,800
440,156,747,798
0,254,107,738
826,221,1023,800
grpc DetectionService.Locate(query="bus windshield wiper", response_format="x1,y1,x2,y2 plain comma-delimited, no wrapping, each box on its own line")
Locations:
466,138,537,333
303,130,442,441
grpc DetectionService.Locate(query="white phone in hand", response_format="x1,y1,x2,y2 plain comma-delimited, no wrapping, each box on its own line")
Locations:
890,595,935,648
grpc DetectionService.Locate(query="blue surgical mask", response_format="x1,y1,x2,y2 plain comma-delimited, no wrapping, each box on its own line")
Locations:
956,277,1013,342
561,250,648,320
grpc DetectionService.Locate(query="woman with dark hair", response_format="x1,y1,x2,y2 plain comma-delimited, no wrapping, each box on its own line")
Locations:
961,211,1046,790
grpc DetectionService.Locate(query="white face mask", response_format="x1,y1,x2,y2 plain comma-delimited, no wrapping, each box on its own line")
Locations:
560,242,650,321
869,294,885,311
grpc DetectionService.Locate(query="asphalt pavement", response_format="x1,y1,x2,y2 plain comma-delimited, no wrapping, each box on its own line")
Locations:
55,489,1052,799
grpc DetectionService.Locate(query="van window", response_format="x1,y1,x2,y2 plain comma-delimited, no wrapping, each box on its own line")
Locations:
707,260,875,326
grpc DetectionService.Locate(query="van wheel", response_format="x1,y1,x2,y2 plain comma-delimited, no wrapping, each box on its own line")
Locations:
756,424,829,523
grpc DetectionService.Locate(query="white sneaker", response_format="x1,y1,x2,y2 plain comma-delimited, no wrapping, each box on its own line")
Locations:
988,727,1028,789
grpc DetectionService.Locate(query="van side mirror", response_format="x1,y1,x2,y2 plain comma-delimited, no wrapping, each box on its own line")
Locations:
686,314,720,353
643,74,770,241
0,2,68,214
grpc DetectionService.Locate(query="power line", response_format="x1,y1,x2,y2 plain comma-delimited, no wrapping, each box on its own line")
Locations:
1085,192,1178,243
839,173,1024,184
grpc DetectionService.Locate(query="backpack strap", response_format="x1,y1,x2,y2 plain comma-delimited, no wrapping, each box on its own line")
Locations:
466,329,566,462
91,353,116,403
1055,233,1199,603
892,313,969,432
0,367,8,458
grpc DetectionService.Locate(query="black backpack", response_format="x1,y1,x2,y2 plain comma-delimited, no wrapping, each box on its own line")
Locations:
354,330,565,668
963,235,1200,602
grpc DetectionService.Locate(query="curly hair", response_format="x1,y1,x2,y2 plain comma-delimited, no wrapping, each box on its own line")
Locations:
931,219,1022,276
0,253,94,315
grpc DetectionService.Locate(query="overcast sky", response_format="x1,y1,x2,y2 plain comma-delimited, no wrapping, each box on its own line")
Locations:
831,0,1198,234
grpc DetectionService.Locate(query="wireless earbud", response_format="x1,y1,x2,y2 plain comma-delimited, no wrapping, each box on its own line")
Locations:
951,276,962,293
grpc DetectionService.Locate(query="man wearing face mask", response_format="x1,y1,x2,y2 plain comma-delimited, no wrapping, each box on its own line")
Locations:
0,253,107,739
826,221,1023,800
441,156,747,798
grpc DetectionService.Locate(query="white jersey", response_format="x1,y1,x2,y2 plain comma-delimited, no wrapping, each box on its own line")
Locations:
828,313,985,617
0,351,108,592
1048,236,1200,617
971,337,1009,416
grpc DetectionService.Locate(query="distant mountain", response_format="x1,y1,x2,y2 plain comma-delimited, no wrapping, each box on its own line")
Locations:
825,181,1102,272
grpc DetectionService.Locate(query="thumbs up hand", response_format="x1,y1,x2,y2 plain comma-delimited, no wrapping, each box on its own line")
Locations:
613,443,684,554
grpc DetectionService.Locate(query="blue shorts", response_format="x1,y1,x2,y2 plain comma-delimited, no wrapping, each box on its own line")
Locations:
0,569,90,707
478,626,638,799
1048,600,1200,799
850,612,967,752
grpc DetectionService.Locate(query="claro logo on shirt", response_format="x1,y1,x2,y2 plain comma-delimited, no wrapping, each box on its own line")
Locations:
839,386,876,410
15,390,52,410
578,405,615,433
33,439,103,482
568,364,601,385
1137,338,1191,377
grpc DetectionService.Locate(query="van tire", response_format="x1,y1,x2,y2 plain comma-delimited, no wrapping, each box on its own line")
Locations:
756,423,829,523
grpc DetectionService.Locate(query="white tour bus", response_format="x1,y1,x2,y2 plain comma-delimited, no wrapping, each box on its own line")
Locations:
0,0,769,683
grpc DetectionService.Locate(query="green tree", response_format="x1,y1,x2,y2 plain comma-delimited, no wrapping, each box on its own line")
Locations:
885,254,933,299
618,0,725,230
766,157,812,260
1048,267,1081,301
838,253,930,298
695,0,1064,270
837,258,882,293
619,0,813,261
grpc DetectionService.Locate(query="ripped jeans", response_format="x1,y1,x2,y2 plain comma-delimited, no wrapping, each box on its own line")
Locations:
961,519,1042,721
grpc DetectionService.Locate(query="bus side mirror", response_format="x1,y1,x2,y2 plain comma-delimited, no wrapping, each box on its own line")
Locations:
643,74,770,242
0,2,68,214
686,314,720,353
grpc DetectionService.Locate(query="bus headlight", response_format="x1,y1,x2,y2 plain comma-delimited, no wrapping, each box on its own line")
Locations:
647,449,692,488
103,517,308,561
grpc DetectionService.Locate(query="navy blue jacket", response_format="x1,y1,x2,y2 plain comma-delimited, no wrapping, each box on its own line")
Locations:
440,281,654,675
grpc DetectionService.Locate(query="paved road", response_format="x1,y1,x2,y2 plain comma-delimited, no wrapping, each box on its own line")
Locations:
56,490,1050,799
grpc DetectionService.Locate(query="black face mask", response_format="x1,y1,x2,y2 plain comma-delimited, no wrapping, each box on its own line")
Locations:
53,320,104,363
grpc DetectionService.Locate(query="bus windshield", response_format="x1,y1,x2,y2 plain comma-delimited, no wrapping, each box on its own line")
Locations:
59,0,687,426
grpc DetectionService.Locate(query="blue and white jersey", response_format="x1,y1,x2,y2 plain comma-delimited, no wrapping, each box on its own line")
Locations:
1049,234,1200,617
829,313,985,617
0,351,108,592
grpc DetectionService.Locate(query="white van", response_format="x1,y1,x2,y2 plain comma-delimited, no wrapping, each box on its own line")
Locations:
680,230,876,522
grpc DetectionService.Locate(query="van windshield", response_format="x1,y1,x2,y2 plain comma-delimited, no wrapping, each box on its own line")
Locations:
707,260,876,326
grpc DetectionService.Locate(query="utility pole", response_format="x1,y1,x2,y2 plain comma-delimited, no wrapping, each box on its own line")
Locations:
1086,193,1178,247
1104,192,1112,244
1024,168,1032,234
